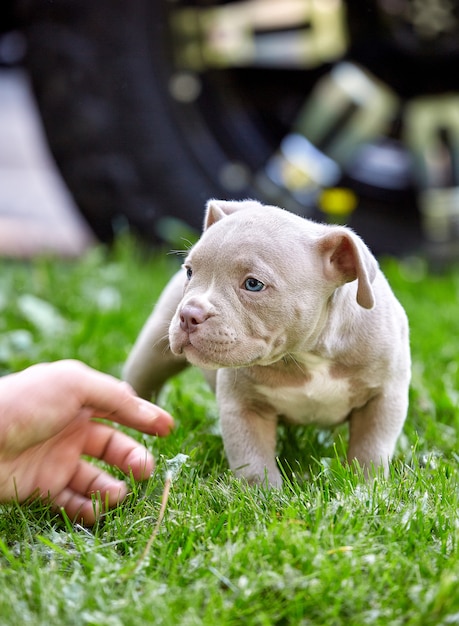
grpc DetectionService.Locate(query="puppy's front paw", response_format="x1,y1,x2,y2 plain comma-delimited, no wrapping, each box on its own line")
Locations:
234,463,283,489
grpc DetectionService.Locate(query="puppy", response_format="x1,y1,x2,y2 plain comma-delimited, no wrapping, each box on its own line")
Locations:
124,199,411,486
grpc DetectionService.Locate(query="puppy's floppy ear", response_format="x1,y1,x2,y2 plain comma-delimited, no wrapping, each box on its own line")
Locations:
204,199,263,230
318,228,378,309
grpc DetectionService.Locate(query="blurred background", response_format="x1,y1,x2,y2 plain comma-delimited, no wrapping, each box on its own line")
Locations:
1,0,459,263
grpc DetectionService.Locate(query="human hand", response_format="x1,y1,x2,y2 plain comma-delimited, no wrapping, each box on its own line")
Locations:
0,360,174,524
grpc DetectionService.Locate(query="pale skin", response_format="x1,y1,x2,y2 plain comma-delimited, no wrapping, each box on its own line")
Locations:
0,360,174,525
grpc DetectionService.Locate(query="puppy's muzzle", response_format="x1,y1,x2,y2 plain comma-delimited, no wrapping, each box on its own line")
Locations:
179,304,210,333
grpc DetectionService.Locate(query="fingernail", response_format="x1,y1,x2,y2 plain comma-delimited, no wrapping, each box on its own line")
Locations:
138,398,173,422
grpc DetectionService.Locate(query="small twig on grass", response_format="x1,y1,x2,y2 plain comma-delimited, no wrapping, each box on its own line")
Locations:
123,471,172,580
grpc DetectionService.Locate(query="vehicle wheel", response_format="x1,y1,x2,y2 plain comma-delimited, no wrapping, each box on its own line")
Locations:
15,0,459,258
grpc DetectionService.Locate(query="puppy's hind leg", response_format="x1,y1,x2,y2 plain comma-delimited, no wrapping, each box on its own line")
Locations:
123,269,188,399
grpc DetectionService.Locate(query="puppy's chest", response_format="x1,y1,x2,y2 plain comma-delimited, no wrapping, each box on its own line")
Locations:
252,360,358,426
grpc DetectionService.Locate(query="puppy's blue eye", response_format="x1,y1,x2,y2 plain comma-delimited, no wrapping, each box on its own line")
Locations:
186,267,192,280
244,278,264,292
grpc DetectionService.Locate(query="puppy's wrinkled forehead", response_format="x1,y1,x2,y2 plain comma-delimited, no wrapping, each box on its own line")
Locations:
189,209,309,269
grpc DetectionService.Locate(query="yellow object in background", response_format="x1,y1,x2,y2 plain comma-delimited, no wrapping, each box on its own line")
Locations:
319,187,357,223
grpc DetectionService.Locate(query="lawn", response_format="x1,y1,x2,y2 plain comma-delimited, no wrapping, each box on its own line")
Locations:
1,239,459,625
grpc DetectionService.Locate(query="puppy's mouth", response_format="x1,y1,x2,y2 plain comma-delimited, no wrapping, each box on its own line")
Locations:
170,316,288,369
182,342,228,369
177,335,284,370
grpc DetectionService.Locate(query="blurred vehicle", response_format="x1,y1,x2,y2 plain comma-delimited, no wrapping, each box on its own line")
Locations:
5,1,459,261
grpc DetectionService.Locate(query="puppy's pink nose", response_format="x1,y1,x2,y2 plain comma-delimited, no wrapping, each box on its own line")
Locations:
179,304,209,333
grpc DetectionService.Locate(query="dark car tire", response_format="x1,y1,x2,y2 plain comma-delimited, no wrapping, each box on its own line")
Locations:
15,0,223,243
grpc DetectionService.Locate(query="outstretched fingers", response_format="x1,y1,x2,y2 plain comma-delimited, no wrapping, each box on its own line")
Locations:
53,458,130,524
84,421,155,480
113,395,175,438
68,362,174,436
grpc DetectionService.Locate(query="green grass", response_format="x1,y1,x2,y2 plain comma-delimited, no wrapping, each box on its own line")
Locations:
1,239,459,625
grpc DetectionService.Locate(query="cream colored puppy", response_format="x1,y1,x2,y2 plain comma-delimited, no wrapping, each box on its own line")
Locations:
124,199,411,486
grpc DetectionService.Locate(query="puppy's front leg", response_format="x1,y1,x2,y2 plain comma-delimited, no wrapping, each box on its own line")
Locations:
347,386,409,477
217,370,281,487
